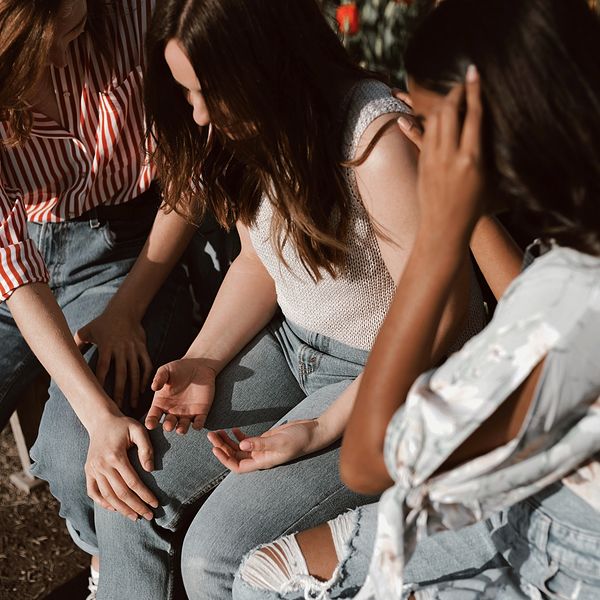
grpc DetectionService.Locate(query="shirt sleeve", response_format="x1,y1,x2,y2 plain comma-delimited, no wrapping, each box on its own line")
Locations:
0,183,49,302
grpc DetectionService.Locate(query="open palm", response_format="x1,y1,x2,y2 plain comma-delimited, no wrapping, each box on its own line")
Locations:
207,420,317,473
145,358,217,434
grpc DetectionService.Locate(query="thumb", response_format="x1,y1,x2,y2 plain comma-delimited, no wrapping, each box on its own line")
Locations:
239,435,272,453
131,424,154,472
74,324,93,349
151,364,171,392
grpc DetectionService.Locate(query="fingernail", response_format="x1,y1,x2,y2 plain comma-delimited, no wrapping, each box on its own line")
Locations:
151,500,159,508
397,116,413,131
144,513,153,521
466,64,479,82
129,515,138,522
145,461,153,471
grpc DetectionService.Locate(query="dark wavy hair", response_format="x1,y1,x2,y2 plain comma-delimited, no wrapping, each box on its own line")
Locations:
0,0,111,146
405,0,600,255
145,0,372,280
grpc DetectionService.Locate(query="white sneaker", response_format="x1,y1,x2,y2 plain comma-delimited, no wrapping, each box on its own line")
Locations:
85,567,99,600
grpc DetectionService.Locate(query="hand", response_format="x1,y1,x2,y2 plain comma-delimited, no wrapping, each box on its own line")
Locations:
392,89,424,151
145,358,217,433
85,412,159,521
207,420,319,473
75,306,152,408
417,65,484,244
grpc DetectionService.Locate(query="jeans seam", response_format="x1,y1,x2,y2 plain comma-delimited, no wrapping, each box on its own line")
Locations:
161,469,229,530
281,484,348,536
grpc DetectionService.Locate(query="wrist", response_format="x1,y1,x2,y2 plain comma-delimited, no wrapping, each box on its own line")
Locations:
182,354,222,376
302,418,330,455
80,398,123,432
105,292,148,322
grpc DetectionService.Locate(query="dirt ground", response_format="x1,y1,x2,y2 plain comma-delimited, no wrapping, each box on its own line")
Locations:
0,426,88,600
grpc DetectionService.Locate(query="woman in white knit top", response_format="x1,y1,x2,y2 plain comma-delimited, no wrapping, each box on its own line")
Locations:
87,1,485,598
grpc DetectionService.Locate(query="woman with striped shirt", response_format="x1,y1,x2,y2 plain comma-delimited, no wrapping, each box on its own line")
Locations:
0,0,226,591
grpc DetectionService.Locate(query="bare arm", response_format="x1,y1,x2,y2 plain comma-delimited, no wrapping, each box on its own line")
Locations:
74,208,198,404
341,71,536,495
470,215,523,300
145,221,278,431
183,221,278,371
7,283,118,425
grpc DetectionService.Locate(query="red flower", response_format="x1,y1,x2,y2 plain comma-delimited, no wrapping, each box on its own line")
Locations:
336,2,360,36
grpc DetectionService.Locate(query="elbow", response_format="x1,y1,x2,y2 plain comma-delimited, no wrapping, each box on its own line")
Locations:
340,441,393,496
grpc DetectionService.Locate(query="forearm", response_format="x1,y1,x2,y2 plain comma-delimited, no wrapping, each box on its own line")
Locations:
7,283,118,427
108,209,197,319
303,376,362,454
470,215,522,300
341,233,467,493
184,244,278,373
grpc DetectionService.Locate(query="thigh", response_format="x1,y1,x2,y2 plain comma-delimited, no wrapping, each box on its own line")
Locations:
0,302,44,428
128,327,307,530
182,382,378,598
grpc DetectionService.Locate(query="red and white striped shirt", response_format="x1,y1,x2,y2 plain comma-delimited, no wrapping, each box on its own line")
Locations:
0,0,156,301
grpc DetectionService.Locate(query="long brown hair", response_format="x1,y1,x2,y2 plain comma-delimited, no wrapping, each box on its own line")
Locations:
0,0,111,146
405,0,600,255
145,0,373,280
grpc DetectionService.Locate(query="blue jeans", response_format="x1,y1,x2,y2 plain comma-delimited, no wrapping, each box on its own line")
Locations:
233,484,600,599
90,318,377,599
3,192,226,540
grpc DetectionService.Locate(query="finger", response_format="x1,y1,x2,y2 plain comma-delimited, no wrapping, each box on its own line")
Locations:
95,474,139,521
127,350,141,408
235,457,266,474
163,414,178,432
439,84,465,155
212,446,242,472
231,428,248,444
95,349,112,388
191,413,208,431
151,365,170,392
422,109,441,157
239,435,272,453
145,403,165,430
219,429,242,451
176,417,192,435
86,477,116,512
207,431,231,453
397,115,423,151
116,459,159,509
392,88,413,108
139,346,153,393
131,423,155,472
113,349,127,406
74,326,92,350
107,468,154,520
461,64,482,155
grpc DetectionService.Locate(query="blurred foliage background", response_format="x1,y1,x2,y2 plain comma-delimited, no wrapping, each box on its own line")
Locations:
325,0,600,87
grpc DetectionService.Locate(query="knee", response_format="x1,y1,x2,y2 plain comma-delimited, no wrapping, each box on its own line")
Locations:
30,389,88,488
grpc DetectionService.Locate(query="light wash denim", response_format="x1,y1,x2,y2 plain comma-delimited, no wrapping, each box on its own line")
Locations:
13,192,229,555
232,483,600,599
88,317,377,599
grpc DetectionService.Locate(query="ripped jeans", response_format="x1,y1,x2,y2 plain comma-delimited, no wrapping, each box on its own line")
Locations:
233,484,600,600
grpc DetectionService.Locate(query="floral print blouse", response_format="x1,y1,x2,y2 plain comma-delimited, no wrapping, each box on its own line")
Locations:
357,243,600,599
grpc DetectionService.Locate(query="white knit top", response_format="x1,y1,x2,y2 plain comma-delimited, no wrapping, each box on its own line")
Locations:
249,79,485,350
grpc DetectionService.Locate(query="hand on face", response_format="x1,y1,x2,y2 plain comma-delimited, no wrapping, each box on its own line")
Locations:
408,66,485,245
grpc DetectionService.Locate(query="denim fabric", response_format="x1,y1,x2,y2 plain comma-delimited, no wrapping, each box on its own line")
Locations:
233,483,600,599
7,196,229,551
92,317,377,600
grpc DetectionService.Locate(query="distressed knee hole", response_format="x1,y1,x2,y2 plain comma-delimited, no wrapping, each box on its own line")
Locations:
239,510,358,598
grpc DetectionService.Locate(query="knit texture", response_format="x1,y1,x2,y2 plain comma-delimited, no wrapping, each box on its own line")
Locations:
249,79,485,350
